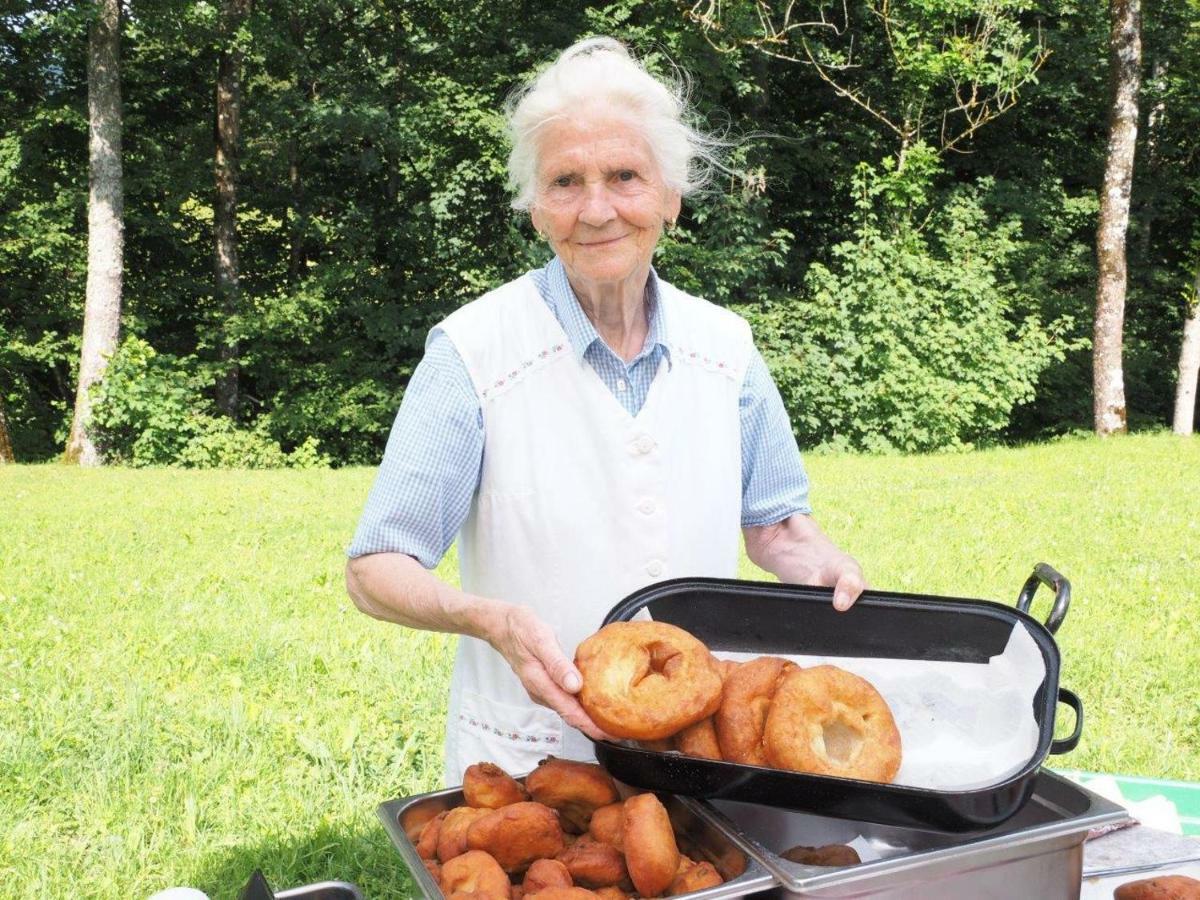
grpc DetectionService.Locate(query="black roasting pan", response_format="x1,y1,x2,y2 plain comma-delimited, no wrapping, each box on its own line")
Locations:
590,563,1083,832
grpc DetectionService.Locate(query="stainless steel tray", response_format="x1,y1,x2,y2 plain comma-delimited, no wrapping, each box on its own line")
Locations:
377,780,776,899
683,769,1129,898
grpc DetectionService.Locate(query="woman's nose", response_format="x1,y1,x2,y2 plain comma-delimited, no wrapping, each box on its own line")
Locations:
578,183,616,227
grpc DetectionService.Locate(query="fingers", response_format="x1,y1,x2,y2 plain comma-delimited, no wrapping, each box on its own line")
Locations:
832,560,866,612
519,661,611,741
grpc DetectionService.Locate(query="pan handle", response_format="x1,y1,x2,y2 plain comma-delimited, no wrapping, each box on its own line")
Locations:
1050,687,1083,754
1016,563,1071,634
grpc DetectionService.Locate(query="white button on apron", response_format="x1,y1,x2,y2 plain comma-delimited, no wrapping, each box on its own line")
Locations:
646,560,664,577
634,435,654,454
638,499,656,515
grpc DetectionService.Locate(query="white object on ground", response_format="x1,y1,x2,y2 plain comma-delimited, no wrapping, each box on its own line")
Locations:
148,889,210,900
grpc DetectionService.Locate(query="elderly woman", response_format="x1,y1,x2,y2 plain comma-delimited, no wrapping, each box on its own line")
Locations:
345,37,864,783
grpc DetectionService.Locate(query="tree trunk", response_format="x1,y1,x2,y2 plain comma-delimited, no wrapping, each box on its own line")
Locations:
0,396,15,464
213,0,251,417
1092,0,1141,437
1173,268,1200,435
64,0,123,466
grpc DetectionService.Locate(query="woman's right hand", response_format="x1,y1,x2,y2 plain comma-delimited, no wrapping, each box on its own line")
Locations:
486,603,611,741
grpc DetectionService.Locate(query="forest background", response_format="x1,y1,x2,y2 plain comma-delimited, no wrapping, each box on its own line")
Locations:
2,0,1198,467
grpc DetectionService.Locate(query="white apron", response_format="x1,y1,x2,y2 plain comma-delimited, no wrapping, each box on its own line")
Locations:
436,272,752,785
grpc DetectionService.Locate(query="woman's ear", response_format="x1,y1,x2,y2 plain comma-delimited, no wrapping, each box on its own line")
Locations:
530,207,546,238
663,190,681,227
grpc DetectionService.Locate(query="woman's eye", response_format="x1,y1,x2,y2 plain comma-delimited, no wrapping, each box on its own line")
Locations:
617,170,636,182
552,175,573,188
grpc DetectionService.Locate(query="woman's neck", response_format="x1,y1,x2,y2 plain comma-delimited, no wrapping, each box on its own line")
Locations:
567,267,651,363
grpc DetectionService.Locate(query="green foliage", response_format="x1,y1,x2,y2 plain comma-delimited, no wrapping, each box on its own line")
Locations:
748,146,1078,451
91,337,329,468
2,0,1198,461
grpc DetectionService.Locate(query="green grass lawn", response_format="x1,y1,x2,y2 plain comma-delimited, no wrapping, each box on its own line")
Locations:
2,433,1198,898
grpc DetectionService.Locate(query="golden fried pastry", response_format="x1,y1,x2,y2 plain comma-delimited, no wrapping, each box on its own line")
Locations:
764,665,901,783
525,757,620,833
715,656,798,766
575,621,723,740
591,888,630,900
421,857,441,886
668,859,723,894
438,806,493,863
416,809,448,860
622,792,680,897
781,843,862,866
522,889,599,899
464,762,530,809
674,715,722,760
522,858,573,893
1114,875,1200,899
440,849,512,898
466,801,565,874
555,835,628,888
587,801,624,850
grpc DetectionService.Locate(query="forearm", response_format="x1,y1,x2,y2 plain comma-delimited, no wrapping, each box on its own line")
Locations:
344,551,505,643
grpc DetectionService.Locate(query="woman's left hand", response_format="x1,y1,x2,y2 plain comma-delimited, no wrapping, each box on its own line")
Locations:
743,514,866,611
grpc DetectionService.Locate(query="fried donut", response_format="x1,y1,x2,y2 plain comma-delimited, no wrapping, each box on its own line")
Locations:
525,757,620,833
715,656,798,766
416,809,448,859
522,858,573,893
464,762,530,808
587,802,624,850
440,849,512,898
522,890,598,900
622,792,679,897
438,806,493,863
575,622,723,740
675,716,722,760
781,844,862,866
763,665,901,783
422,857,441,887
668,859,723,894
556,835,628,888
591,888,630,900
466,801,565,874
1114,875,1200,899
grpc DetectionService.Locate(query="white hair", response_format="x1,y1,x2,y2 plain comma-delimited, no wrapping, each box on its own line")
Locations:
504,36,728,211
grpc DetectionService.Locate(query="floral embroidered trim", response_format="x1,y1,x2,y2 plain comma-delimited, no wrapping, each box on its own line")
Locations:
459,713,561,745
671,343,742,379
479,342,568,401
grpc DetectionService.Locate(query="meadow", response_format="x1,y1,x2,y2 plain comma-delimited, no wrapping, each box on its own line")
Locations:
1,433,1198,899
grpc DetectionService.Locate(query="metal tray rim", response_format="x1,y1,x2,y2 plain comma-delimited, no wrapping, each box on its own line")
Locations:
684,769,1130,893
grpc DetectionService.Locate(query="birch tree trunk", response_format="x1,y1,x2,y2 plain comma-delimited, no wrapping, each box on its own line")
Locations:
1092,0,1141,437
1173,268,1200,435
213,0,251,417
64,0,123,465
0,396,15,464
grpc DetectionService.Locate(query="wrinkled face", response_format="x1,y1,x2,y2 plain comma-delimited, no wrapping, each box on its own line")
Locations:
529,114,681,293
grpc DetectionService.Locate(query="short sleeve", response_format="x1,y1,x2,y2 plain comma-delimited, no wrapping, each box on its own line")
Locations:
739,346,812,526
347,330,484,567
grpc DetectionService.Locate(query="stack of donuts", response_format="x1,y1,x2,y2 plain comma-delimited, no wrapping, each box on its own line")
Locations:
409,757,727,898
574,621,903,783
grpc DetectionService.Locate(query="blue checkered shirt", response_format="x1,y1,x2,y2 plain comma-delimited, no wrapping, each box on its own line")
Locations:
348,258,812,566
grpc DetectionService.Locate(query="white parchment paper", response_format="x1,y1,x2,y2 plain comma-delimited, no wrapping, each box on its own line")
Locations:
715,620,1046,791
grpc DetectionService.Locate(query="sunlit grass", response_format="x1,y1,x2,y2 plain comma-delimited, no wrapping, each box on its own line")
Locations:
1,433,1197,898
